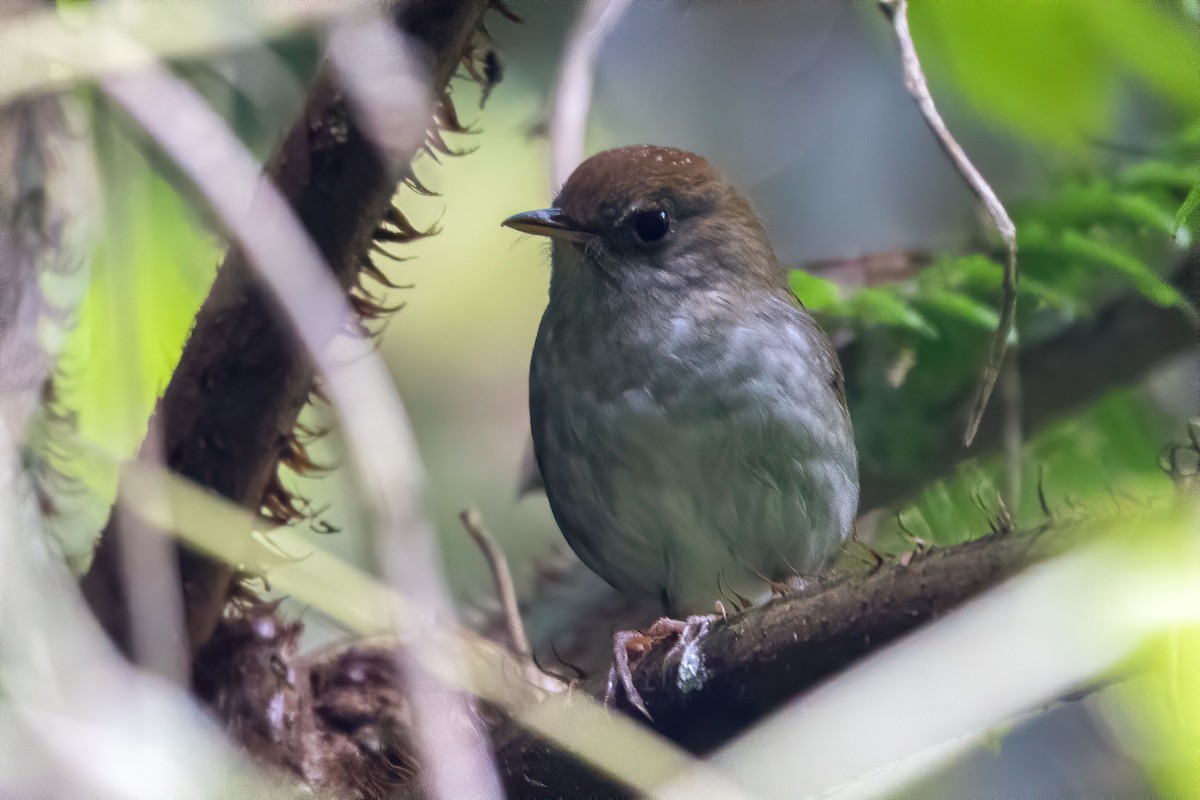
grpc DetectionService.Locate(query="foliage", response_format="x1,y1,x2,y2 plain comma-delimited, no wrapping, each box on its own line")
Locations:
790,131,1196,579
908,1,1199,149
791,129,1198,340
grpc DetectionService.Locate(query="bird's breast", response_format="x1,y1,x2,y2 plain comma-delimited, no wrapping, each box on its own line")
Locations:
529,295,859,613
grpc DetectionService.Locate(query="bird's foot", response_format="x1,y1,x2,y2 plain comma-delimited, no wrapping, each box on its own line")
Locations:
605,615,714,720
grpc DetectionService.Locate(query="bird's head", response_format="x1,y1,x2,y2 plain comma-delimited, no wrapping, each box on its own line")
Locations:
504,145,785,296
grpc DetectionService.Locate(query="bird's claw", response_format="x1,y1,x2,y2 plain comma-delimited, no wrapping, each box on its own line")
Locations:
605,615,715,720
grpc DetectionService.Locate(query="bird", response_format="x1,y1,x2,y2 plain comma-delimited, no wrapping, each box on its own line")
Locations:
503,145,859,716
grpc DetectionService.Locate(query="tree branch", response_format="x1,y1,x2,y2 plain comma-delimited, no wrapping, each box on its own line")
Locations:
489,521,1088,796
190,518,1096,797
81,0,494,658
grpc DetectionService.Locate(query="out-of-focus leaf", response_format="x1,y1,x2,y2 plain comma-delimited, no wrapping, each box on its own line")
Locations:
60,101,220,459
1017,275,1079,314
1049,185,1179,238
1,0,343,102
789,270,844,313
1121,161,1200,191
848,288,937,338
918,289,999,331
920,255,1076,313
1084,3,1200,112
1173,183,1200,244
1056,230,1198,323
909,2,1199,147
1124,625,1200,798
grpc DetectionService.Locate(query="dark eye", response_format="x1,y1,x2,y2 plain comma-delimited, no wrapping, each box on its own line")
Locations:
631,209,670,243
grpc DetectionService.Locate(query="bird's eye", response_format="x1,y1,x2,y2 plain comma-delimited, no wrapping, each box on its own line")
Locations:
631,209,670,243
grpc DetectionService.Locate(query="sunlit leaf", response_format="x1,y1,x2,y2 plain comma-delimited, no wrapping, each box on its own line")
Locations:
1056,230,1198,323
59,98,220,461
917,289,999,331
910,2,1199,147
849,288,937,338
1173,183,1200,244
789,270,844,312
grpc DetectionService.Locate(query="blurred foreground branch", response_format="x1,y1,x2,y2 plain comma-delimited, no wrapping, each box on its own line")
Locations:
81,0,493,658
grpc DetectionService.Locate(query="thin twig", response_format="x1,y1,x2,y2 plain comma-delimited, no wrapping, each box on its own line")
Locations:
879,0,1018,446
548,0,628,187
460,508,567,694
802,249,933,288
1000,350,1023,508
460,508,531,658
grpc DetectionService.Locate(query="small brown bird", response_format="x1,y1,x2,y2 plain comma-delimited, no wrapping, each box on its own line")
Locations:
504,146,858,714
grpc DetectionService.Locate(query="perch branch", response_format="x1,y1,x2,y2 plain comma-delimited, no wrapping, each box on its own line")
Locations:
879,0,1019,447
488,520,1102,796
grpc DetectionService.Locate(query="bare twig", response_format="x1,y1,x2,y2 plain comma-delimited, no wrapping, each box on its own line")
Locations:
548,0,628,187
1000,349,1023,508
803,249,933,288
460,508,530,658
879,0,1018,447
460,508,567,694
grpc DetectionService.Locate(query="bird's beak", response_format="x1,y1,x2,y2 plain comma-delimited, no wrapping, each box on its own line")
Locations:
502,208,591,243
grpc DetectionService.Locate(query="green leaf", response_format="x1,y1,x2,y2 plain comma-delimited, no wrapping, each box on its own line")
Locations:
60,98,220,459
1173,183,1200,245
849,288,937,338
920,255,1076,313
1057,230,1198,323
1120,161,1200,191
910,2,1200,147
1016,276,1079,314
788,270,844,313
1050,185,1178,238
918,289,1000,331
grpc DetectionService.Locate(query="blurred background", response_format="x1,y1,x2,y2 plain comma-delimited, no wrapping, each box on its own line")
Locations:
6,0,1197,797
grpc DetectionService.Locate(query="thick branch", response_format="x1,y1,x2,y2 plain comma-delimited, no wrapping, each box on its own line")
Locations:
81,0,491,657
490,522,1087,796
196,519,1094,798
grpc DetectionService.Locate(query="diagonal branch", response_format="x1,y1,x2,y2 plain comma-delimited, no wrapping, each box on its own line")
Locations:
81,0,492,659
